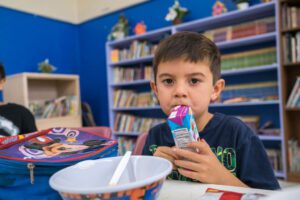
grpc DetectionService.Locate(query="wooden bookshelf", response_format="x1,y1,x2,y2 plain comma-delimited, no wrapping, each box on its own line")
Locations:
279,0,300,182
3,73,82,130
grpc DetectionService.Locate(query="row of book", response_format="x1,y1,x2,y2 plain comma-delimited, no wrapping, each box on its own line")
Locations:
203,17,275,43
29,96,78,119
282,5,300,30
221,47,276,71
287,77,300,108
236,116,280,137
113,65,152,83
114,90,158,108
220,81,278,103
266,149,283,172
110,41,158,62
288,139,300,172
118,136,136,156
283,31,300,64
114,113,165,133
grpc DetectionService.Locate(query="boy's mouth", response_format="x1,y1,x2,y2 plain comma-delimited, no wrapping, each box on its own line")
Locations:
171,104,189,109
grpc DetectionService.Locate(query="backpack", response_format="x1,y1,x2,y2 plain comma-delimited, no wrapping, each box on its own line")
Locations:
0,127,118,200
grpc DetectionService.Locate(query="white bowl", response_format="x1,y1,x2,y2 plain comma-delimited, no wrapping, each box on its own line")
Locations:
49,156,172,200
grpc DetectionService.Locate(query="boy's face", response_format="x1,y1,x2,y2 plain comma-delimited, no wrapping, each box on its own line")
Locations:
151,59,224,121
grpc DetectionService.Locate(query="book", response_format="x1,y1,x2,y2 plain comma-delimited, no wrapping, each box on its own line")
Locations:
111,49,119,62
199,188,265,200
287,77,300,107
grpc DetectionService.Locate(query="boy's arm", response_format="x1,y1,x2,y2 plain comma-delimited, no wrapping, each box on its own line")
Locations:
173,139,248,187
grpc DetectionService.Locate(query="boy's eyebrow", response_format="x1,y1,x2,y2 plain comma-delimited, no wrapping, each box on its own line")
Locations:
158,72,206,79
185,72,206,77
158,73,173,79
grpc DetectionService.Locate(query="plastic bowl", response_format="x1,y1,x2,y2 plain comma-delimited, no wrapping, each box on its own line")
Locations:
49,156,172,200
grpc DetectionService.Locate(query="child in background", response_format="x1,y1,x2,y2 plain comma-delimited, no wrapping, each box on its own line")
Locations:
0,63,37,136
142,32,280,190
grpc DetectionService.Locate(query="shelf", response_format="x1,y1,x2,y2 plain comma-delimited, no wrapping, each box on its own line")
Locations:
107,27,172,47
175,2,275,32
275,171,285,178
217,32,276,49
113,132,141,136
111,79,150,87
112,101,280,111
281,27,300,34
280,0,300,6
112,106,161,111
110,55,153,66
210,100,279,107
284,62,300,67
36,115,82,130
221,64,277,76
285,107,300,111
258,135,282,141
287,172,300,182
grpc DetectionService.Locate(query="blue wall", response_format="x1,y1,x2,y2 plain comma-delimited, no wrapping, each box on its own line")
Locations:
0,0,260,126
0,7,80,75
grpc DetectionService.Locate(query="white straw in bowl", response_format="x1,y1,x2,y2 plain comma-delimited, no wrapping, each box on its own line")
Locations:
108,151,132,186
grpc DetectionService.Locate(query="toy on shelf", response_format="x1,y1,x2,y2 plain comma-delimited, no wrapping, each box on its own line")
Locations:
107,15,129,41
38,59,56,73
133,21,147,35
212,1,228,16
232,0,250,10
165,0,189,25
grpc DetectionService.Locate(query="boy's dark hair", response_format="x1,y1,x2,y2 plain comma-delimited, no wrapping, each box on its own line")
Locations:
0,63,5,80
153,31,221,84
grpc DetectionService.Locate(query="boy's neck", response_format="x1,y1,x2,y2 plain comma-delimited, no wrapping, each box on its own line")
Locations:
195,112,213,132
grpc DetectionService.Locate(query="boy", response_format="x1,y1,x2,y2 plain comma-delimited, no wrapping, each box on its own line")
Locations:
142,32,280,190
0,63,37,136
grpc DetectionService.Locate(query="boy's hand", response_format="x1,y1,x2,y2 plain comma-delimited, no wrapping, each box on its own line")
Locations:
173,139,247,187
154,146,179,169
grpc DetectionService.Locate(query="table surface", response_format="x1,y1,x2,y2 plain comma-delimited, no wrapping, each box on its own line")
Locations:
158,180,275,200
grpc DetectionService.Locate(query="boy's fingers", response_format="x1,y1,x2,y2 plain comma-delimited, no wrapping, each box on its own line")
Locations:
154,151,175,162
174,159,204,172
158,146,179,159
177,168,200,181
172,148,205,163
188,140,211,155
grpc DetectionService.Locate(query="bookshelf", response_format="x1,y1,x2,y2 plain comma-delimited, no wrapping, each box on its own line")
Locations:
106,2,287,178
279,0,300,182
3,73,82,130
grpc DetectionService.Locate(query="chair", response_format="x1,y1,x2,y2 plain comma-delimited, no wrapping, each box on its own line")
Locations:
81,102,96,127
132,132,148,155
77,127,112,139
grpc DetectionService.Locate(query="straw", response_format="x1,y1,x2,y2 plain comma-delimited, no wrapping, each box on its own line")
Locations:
108,151,132,186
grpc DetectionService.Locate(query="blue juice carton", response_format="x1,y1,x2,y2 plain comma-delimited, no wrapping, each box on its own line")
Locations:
167,105,199,151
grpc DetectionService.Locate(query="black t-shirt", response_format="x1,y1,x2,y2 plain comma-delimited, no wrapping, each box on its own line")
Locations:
0,103,37,136
142,112,280,190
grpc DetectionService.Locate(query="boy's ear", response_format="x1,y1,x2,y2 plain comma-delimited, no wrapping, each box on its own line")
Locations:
0,79,5,90
150,80,158,96
211,79,225,102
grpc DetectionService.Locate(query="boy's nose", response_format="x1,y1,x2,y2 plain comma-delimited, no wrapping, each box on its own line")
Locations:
174,84,187,98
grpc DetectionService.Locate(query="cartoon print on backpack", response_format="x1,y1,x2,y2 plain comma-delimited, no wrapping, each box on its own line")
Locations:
18,128,113,159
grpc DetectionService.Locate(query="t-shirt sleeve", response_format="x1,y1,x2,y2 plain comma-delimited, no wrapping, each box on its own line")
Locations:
237,134,280,190
21,107,37,134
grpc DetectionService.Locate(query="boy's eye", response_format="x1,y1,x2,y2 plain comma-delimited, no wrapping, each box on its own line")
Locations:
162,79,174,85
190,78,200,85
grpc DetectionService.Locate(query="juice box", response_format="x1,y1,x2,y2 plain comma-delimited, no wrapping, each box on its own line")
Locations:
167,105,199,150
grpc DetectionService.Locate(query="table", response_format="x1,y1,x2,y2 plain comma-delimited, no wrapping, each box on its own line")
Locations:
158,180,275,200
